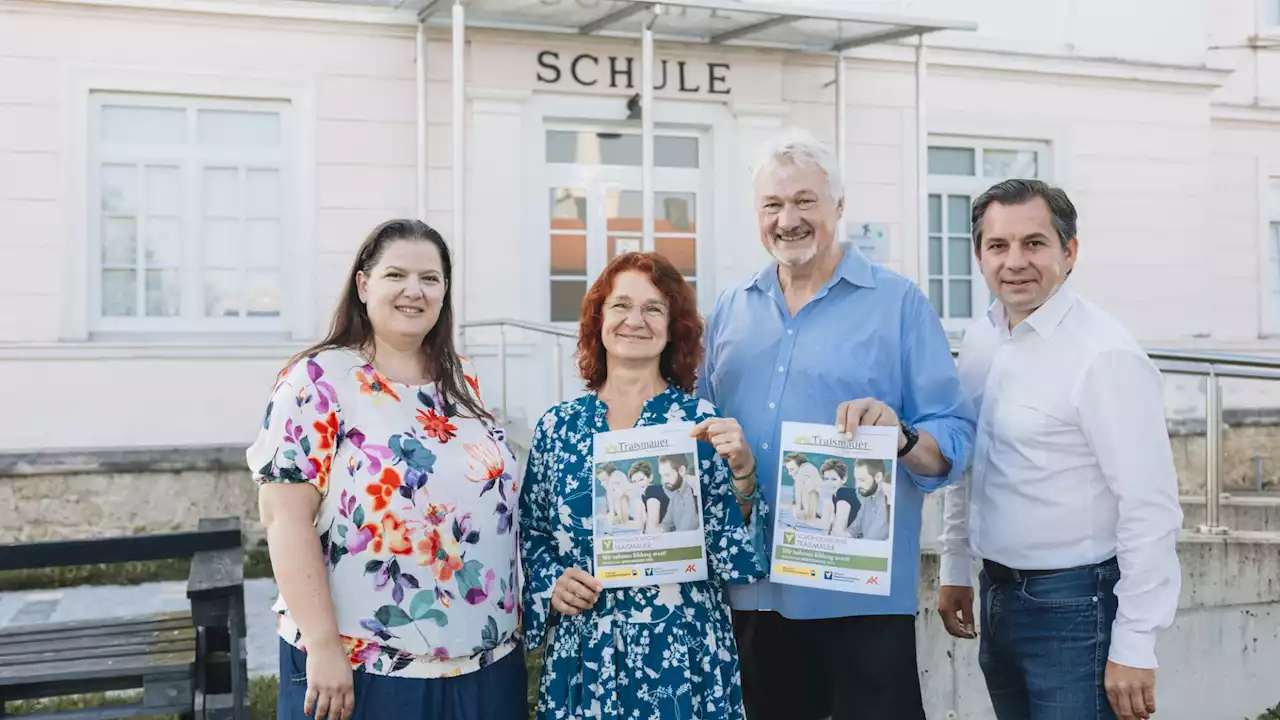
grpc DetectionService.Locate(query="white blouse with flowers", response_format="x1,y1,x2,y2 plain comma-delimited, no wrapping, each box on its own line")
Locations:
247,347,520,678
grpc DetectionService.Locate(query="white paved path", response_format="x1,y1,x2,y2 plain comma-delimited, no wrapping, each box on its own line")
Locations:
0,578,283,677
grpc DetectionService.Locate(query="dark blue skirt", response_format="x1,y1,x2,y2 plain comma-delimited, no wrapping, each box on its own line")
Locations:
277,639,528,720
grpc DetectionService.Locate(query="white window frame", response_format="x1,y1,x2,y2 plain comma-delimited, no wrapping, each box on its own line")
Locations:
542,122,708,326
90,92,292,334
926,136,1052,333
65,68,315,343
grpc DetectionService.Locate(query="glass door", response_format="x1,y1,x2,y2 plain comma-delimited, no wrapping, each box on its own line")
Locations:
545,129,703,322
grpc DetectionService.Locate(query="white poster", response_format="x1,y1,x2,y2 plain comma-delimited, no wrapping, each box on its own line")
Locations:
769,422,897,596
591,422,708,589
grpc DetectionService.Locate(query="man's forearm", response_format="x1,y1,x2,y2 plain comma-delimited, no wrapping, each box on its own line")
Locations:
901,430,952,477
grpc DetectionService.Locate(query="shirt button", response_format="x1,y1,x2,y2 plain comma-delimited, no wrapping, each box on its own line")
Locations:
777,366,785,373
787,329,794,335
768,402,776,409
762,442,770,450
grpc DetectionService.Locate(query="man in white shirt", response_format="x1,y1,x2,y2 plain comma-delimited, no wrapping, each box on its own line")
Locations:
937,179,1183,720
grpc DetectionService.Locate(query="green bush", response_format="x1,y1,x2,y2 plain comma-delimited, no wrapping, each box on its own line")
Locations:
5,675,278,718
0,548,275,592
1257,701,1280,720
5,653,538,720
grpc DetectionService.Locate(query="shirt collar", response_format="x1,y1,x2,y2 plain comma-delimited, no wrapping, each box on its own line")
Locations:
987,284,1077,339
747,243,878,292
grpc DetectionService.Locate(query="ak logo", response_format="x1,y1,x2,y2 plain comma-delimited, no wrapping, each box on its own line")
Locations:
602,539,614,552
783,530,796,545
822,571,833,580
684,564,697,573
865,576,880,585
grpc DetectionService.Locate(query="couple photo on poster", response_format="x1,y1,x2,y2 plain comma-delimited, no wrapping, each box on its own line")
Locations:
594,453,702,536
780,453,893,541
770,423,897,596
591,423,709,588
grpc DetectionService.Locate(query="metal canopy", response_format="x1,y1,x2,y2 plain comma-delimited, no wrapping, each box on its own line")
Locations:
309,0,975,54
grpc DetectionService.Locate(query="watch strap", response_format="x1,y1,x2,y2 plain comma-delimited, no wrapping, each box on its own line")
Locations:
898,419,919,458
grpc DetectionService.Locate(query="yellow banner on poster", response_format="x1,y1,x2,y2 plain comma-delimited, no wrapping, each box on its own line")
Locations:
772,563,817,579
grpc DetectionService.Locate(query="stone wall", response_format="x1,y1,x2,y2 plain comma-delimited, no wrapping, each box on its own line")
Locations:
1169,411,1280,496
0,447,261,545
3,411,1280,546
918,534,1280,720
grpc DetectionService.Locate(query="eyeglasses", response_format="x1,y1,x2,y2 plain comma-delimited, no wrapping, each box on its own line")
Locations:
604,300,669,320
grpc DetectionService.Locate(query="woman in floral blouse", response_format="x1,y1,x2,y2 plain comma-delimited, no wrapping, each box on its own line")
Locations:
249,220,525,720
520,252,769,720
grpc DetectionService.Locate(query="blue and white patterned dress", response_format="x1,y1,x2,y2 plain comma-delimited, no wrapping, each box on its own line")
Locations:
519,386,769,720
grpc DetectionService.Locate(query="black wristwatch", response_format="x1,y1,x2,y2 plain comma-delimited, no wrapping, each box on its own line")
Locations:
897,419,919,458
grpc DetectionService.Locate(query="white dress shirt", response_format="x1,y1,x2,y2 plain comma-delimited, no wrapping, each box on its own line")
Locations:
940,285,1183,670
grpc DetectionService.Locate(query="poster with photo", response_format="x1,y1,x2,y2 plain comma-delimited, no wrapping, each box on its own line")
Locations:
592,422,707,589
768,422,897,596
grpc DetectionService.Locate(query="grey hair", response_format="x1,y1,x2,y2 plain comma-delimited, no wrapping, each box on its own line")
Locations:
751,128,845,204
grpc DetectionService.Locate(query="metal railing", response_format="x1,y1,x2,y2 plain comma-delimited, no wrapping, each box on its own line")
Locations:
466,318,1280,535
1146,349,1280,535
460,318,577,423
946,346,1280,535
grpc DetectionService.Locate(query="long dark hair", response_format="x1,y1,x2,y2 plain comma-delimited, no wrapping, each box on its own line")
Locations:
286,219,492,422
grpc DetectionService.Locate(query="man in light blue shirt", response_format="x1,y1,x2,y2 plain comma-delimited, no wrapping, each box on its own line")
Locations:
698,130,975,720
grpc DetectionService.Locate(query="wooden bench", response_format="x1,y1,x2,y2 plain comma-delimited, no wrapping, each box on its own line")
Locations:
0,518,249,719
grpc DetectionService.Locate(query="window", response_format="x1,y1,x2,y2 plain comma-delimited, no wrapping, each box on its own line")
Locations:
545,129,702,322
926,139,1048,328
90,93,290,333
1265,0,1280,27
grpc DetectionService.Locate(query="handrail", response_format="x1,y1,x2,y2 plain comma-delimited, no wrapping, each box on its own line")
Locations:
460,318,578,424
461,318,577,339
473,319,1280,536
948,344,1280,537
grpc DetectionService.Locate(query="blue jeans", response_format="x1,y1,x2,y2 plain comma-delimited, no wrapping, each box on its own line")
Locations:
978,558,1121,720
277,639,528,720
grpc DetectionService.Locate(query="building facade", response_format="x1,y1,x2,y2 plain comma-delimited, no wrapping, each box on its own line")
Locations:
4,0,1280,451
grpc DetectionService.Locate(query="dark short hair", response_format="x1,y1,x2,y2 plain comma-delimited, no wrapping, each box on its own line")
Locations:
659,453,690,472
783,452,807,467
853,458,885,478
628,460,654,480
971,179,1077,253
818,458,847,479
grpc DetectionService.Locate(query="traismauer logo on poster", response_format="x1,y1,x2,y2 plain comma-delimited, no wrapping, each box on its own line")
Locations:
604,438,671,455
794,435,872,452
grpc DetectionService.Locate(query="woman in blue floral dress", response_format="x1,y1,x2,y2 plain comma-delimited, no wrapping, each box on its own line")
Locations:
520,252,769,720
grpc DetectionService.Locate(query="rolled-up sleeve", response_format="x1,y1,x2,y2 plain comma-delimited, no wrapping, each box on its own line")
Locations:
900,288,977,492
1075,349,1183,669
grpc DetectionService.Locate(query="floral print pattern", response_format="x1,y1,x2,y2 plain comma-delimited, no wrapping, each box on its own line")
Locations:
520,387,769,719
249,347,520,679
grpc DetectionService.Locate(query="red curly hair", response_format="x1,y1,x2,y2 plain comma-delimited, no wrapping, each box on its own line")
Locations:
577,252,703,393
